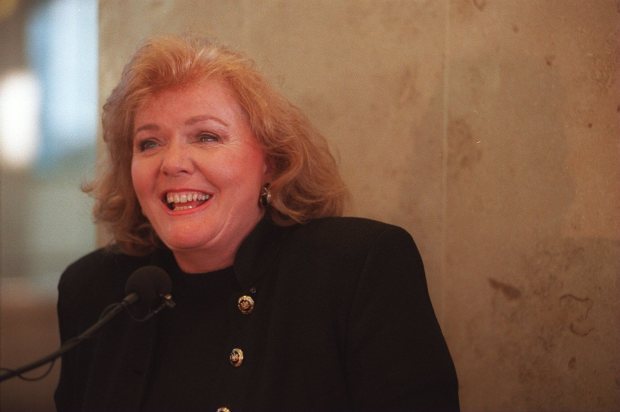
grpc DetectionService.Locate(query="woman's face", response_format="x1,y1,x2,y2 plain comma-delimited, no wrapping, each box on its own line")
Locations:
131,79,269,272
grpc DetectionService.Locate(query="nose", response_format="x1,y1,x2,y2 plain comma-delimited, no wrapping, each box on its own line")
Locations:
160,141,194,176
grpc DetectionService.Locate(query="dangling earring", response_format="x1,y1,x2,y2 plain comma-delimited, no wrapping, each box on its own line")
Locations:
259,183,272,207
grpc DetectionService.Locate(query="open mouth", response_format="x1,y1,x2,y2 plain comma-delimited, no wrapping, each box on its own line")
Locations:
163,191,211,211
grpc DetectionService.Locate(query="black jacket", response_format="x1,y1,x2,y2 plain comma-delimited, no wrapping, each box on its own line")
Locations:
55,217,459,411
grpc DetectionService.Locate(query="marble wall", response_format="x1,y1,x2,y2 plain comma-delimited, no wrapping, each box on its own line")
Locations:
100,1,619,410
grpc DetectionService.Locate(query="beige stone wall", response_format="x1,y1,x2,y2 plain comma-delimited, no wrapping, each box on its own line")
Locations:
99,1,620,410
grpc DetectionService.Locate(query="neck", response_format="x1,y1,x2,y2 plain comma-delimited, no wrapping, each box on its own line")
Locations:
170,213,264,274
173,249,235,274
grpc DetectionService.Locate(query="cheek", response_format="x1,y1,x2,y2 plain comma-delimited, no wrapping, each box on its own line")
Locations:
130,159,150,201
216,148,267,185
243,147,269,181
130,161,140,193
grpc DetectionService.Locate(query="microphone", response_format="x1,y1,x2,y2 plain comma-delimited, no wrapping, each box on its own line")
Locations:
0,265,175,383
124,265,176,320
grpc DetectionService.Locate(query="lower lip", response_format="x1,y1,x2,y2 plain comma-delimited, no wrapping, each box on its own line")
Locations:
163,198,211,215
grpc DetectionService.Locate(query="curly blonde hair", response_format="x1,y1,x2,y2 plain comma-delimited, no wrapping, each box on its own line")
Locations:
86,35,348,255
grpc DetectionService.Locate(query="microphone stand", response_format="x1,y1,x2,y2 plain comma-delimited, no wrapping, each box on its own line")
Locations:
0,294,138,383
0,293,179,383
0,266,175,382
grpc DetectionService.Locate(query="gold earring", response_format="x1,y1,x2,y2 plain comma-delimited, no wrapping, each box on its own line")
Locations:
259,183,272,207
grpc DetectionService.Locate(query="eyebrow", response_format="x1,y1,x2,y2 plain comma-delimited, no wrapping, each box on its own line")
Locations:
134,115,229,134
185,114,229,127
134,123,160,134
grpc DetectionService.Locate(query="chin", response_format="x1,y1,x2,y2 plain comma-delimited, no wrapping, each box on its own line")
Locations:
158,232,212,251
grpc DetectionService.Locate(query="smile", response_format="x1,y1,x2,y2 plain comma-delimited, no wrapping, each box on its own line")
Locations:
164,191,211,211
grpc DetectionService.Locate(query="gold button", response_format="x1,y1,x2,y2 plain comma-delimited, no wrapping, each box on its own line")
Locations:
229,348,244,367
237,295,255,315
216,407,230,412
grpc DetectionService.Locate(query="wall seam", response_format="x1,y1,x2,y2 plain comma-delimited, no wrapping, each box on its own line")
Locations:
440,0,451,325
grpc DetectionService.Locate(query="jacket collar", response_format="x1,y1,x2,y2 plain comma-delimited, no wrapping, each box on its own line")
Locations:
233,217,288,290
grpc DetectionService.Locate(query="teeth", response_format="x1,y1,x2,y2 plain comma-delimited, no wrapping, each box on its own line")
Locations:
175,205,193,211
166,191,210,205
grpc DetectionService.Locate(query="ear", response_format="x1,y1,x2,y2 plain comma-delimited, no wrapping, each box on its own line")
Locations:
262,155,275,181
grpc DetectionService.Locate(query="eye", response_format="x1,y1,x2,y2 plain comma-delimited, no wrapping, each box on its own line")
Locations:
135,138,159,152
197,132,220,143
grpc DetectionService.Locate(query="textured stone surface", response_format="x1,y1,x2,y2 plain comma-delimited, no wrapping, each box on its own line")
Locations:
443,1,620,410
100,1,620,410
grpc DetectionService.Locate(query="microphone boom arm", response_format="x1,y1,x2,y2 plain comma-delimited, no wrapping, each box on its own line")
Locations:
0,265,174,383
0,293,138,383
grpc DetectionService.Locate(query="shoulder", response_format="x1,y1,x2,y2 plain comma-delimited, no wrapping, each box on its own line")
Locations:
275,217,421,277
60,248,149,290
286,216,416,253
302,216,402,232
59,248,152,314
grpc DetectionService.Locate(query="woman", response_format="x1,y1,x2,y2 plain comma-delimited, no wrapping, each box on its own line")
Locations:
56,35,459,412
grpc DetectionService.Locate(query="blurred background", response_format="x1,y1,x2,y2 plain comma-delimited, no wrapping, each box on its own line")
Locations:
1,1,619,411
0,0,96,410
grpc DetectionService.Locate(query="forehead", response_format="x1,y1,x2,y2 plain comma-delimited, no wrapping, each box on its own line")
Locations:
134,79,246,124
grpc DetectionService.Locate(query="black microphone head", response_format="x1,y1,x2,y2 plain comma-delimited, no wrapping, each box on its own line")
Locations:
125,266,172,308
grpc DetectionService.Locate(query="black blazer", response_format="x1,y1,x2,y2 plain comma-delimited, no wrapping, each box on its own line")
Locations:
55,217,459,411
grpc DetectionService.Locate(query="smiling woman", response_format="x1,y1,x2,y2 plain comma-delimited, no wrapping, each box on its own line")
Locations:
131,81,270,273
56,35,459,412
85,36,347,256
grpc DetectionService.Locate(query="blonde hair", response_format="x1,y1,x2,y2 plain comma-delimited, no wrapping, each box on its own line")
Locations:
86,35,348,255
